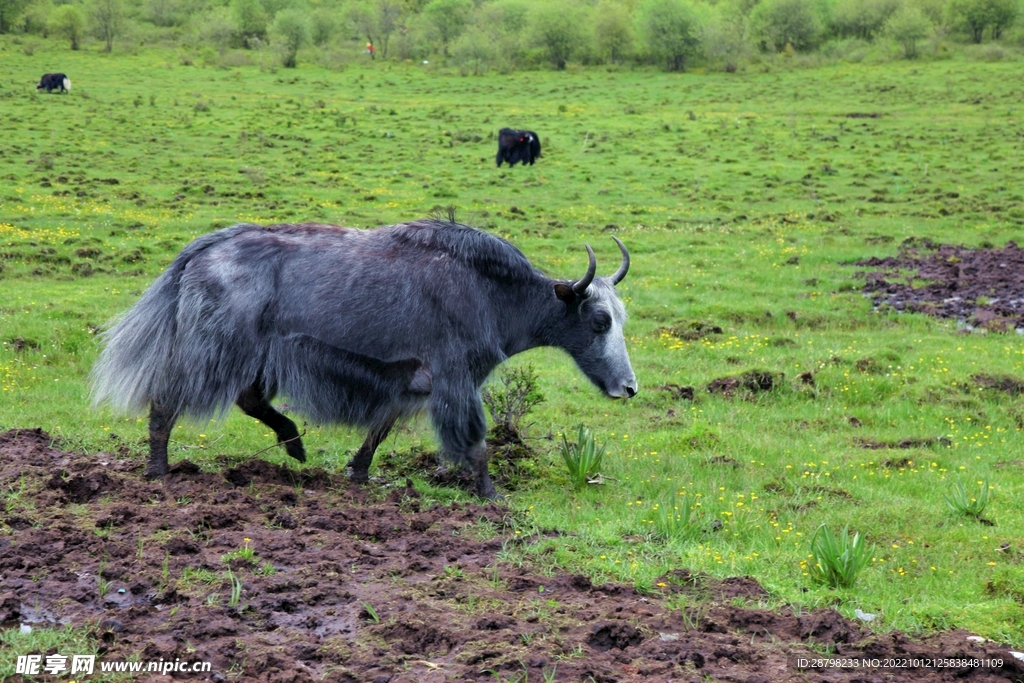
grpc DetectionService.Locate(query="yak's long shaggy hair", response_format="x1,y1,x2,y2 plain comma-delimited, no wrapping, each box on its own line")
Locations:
91,220,536,433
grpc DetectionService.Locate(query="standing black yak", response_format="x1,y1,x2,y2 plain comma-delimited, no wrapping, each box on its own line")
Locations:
496,128,541,167
92,218,637,499
37,73,71,93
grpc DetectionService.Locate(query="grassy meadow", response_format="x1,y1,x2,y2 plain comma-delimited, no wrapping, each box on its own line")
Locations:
2,38,1024,647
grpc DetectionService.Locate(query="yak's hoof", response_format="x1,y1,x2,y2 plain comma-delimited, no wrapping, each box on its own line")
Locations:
144,465,167,479
285,444,306,463
480,489,505,502
347,466,370,484
475,479,503,501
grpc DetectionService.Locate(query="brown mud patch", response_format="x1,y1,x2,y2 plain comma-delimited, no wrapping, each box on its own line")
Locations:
857,240,1024,331
853,436,951,450
2,428,1023,682
657,321,724,341
707,370,783,397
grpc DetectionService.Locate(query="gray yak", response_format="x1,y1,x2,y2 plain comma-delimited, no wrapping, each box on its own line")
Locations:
92,218,637,499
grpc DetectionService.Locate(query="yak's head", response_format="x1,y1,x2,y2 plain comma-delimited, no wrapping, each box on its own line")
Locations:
552,238,638,400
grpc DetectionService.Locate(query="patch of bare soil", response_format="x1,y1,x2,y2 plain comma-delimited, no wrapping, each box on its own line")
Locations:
857,240,1024,331
2,428,1023,682
707,370,783,397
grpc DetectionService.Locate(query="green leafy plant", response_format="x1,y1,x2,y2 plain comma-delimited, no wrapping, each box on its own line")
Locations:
221,537,259,565
944,478,990,519
559,425,606,489
651,495,700,540
481,364,545,437
360,601,380,623
228,571,243,607
809,524,872,589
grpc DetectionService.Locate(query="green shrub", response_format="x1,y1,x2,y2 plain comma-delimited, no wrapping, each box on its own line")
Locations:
809,524,872,589
481,364,544,438
944,478,990,519
559,425,605,490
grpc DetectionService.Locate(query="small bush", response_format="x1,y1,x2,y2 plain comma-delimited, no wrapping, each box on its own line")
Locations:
944,478,990,519
809,524,872,589
559,425,606,490
481,364,544,438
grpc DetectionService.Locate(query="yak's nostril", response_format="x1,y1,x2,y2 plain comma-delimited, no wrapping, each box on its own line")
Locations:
625,385,637,398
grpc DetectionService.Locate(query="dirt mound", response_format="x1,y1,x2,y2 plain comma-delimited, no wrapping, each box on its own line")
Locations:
707,369,783,397
857,241,1024,331
2,428,1023,682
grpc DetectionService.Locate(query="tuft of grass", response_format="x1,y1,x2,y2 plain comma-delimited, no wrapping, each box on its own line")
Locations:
360,601,380,623
559,425,605,490
944,478,991,519
809,524,873,589
651,495,701,541
227,571,243,608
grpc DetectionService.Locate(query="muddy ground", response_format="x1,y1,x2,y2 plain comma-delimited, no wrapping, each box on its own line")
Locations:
2,429,1023,682
857,239,1024,331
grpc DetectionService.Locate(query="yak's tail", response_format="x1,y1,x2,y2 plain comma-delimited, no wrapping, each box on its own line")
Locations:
63,77,71,92
90,227,250,417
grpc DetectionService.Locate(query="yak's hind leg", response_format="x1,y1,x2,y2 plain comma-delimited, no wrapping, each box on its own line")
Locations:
431,381,499,500
237,383,306,463
147,403,178,478
347,416,397,483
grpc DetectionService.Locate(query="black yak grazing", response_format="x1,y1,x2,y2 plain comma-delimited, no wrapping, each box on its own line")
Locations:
496,128,541,167
37,73,71,93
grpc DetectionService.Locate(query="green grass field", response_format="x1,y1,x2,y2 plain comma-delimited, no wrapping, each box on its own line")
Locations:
2,38,1024,646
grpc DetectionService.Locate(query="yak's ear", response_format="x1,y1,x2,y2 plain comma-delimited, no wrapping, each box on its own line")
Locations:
553,283,576,304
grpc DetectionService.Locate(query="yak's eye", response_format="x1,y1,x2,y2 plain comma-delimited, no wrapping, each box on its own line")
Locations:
592,311,612,333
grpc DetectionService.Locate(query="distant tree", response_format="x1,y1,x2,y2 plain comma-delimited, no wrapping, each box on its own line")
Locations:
831,0,901,39
345,0,402,58
374,0,402,58
50,4,85,48
343,1,375,50
270,8,309,67
593,0,634,64
451,25,496,73
0,0,32,33
884,4,932,55
636,0,703,71
423,0,470,55
231,0,267,43
750,0,824,51
476,0,530,66
192,5,235,50
987,0,1018,38
912,0,947,24
944,0,1016,40
947,0,989,40
309,7,336,46
532,4,586,70
145,0,184,27
703,0,749,69
20,0,54,35
88,0,124,52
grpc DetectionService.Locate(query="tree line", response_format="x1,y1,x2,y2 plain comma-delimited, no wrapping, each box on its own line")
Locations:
2,0,1020,70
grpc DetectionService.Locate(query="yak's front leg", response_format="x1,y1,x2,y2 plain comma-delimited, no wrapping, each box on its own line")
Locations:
147,403,178,478
347,416,397,483
236,383,305,463
431,383,499,500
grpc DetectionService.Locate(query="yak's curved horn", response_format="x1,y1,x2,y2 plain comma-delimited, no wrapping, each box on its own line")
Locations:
609,236,630,285
572,244,597,295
